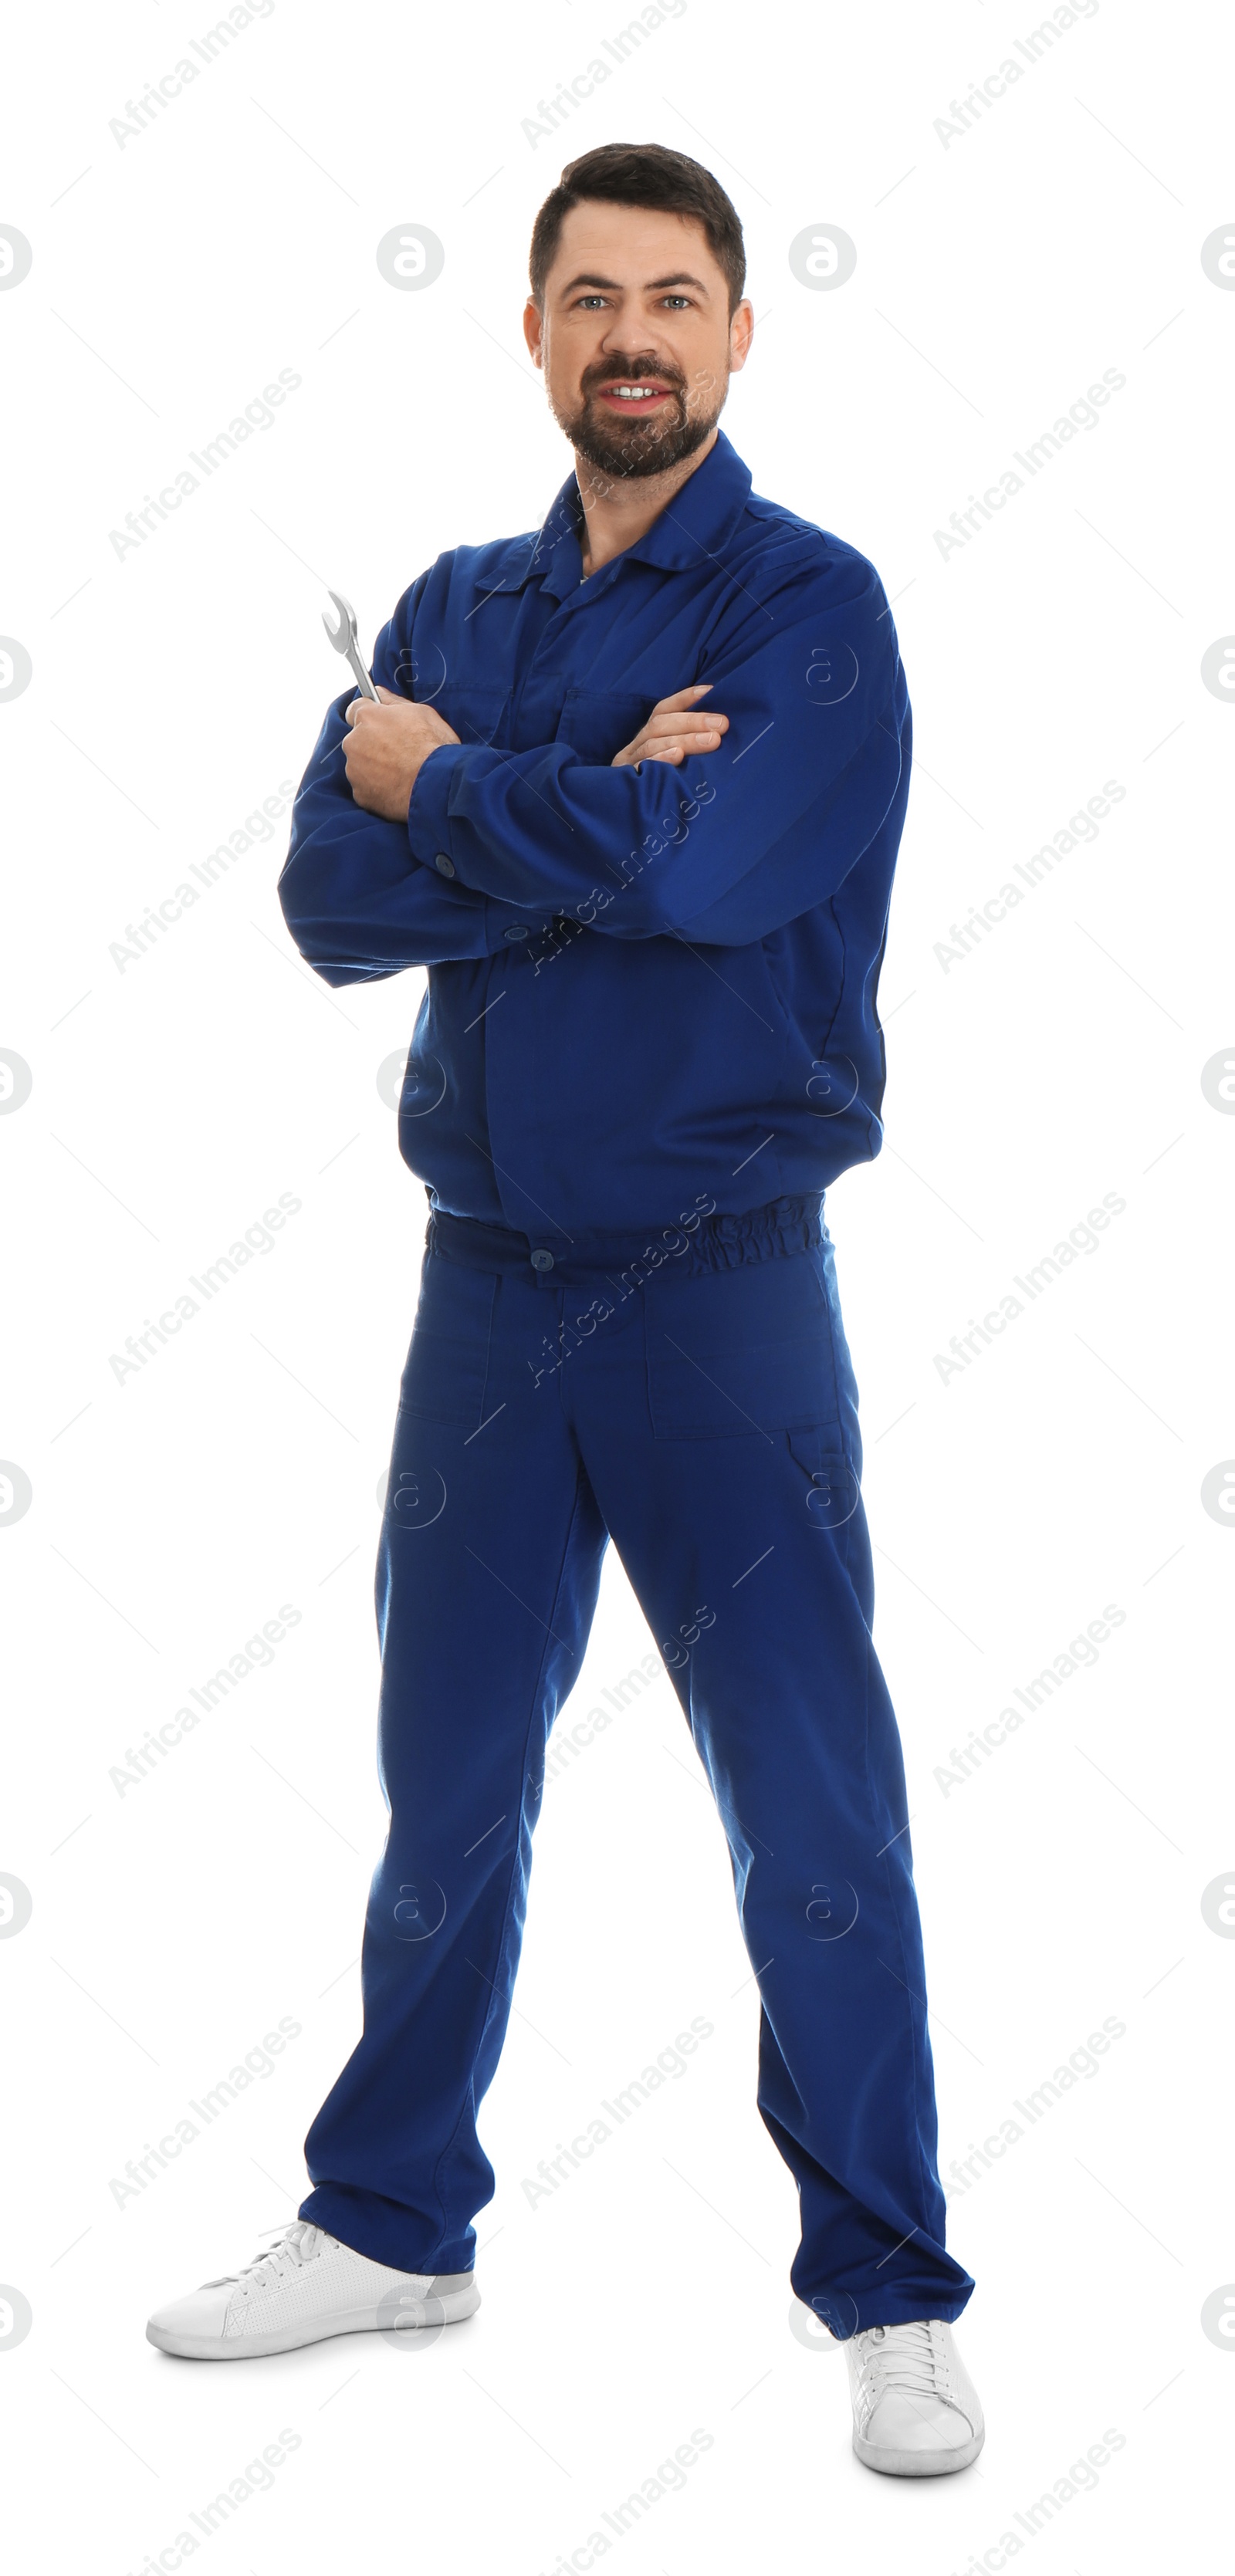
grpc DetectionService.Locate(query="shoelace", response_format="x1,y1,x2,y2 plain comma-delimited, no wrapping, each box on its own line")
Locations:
853,2320,951,2404
207,2219,331,2297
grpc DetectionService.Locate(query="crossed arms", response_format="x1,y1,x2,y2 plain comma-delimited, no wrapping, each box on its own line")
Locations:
276,555,905,983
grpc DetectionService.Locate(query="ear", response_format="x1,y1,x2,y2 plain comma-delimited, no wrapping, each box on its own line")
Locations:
729,298,755,374
523,297,545,370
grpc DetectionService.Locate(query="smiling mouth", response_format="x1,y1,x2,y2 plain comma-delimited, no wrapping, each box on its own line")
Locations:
594,380,675,408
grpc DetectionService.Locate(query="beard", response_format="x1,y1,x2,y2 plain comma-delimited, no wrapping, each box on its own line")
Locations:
553,356,726,482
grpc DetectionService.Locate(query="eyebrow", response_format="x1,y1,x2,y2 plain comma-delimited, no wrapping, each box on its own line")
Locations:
557,271,712,297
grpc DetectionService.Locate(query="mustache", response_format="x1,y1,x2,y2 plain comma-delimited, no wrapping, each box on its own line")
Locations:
581,358,688,397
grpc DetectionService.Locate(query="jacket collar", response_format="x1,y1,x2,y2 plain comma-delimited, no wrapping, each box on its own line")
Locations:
497,428,754,600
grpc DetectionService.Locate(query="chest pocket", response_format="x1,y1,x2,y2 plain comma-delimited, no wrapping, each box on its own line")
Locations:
425,684,508,749
556,685,657,765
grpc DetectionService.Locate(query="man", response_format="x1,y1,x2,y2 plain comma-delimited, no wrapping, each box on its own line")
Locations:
148,142,983,2478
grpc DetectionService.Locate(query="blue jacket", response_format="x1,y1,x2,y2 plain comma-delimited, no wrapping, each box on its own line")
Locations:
277,429,912,1242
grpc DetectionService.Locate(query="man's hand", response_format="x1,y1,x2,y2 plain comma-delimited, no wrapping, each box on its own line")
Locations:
343,685,461,820
612,683,729,769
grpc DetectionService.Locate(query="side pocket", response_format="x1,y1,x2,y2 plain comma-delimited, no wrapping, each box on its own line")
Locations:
787,1426,861,1532
397,1253,498,1432
645,1251,843,1438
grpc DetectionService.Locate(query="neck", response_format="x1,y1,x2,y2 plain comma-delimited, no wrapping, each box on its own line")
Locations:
574,427,719,579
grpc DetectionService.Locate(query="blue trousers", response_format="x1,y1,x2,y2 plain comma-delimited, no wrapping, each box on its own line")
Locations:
299,1194,975,2332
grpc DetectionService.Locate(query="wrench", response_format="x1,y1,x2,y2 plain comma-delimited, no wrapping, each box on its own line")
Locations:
321,589,381,703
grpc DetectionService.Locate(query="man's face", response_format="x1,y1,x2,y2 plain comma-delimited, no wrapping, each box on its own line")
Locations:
524,202,753,481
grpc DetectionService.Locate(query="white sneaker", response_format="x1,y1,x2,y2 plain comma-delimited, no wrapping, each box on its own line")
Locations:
146,2219,479,2361
845,2318,984,2476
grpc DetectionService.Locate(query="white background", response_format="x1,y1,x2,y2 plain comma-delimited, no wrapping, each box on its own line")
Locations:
2,1,1232,2569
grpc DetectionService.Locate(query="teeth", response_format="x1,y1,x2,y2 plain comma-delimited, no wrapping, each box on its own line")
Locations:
611,386,661,400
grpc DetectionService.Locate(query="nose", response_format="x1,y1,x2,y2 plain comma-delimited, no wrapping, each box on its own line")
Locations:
597,323,665,362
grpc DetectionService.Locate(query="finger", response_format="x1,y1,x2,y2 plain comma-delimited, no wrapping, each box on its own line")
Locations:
632,727,724,759
373,684,398,701
642,712,727,738
651,683,713,713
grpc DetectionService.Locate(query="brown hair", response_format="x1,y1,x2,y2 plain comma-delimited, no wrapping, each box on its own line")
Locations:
530,142,746,316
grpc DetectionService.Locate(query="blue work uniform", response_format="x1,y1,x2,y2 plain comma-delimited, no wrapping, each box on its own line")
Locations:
278,429,974,2333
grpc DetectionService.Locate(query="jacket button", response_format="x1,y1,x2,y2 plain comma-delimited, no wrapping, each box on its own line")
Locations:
530,1249,554,1272
503,924,529,941
435,852,456,879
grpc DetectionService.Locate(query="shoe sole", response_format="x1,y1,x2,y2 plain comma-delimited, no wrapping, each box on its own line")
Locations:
147,2277,479,2361
853,2422,984,2477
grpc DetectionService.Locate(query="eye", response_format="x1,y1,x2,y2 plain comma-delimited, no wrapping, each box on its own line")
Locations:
574,294,609,310
660,296,692,310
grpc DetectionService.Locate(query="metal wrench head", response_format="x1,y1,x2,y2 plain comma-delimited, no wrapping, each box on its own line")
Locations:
321,588,360,655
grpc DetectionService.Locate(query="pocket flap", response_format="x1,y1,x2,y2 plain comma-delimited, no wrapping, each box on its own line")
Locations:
787,1427,861,1530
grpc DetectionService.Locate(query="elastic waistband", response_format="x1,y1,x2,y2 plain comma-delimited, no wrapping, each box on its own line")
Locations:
426,1192,826,1286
